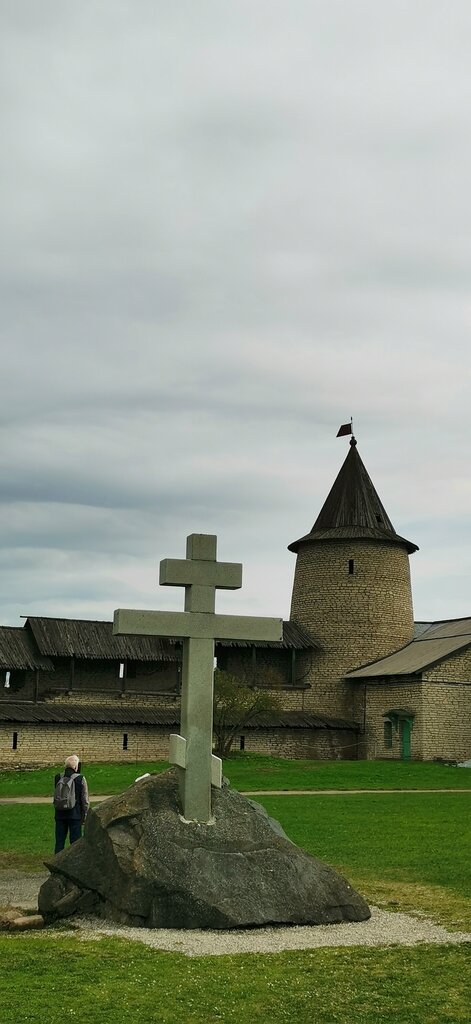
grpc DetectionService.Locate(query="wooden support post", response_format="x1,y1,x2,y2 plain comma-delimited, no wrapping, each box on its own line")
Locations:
251,646,257,685
291,648,296,687
68,656,75,695
34,669,40,703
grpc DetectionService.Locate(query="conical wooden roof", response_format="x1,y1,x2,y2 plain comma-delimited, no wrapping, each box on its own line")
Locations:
288,438,418,554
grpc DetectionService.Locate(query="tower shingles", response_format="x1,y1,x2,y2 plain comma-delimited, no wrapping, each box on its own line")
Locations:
289,437,418,555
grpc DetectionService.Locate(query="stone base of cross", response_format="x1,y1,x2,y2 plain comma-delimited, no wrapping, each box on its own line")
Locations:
113,534,282,823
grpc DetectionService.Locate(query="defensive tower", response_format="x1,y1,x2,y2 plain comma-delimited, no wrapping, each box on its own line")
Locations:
288,436,418,718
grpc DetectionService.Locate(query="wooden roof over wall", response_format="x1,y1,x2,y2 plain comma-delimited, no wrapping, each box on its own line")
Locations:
0,615,316,673
26,617,181,662
23,616,316,657
0,702,358,731
0,627,53,671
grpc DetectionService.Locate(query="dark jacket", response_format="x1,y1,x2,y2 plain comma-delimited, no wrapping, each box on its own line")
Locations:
54,766,90,823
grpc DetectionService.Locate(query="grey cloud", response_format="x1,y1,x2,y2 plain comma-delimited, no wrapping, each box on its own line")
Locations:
0,2,470,627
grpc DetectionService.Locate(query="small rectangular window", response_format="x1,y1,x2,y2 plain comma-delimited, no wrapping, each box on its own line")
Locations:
384,720,393,749
239,736,245,751
12,731,18,751
348,559,354,575
118,662,125,680
4,670,10,688
123,733,128,751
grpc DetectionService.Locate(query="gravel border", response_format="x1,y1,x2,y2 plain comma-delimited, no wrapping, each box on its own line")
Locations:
2,872,470,957
68,908,471,956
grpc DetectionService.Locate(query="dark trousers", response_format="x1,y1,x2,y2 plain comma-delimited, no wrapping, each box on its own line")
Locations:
54,817,82,854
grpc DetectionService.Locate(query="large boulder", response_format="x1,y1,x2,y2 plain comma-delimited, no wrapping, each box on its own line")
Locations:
39,770,370,929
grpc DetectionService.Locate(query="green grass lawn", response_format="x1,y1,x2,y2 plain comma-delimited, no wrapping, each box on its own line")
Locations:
1,755,470,796
2,791,470,928
1,769,470,1024
259,792,471,929
0,937,469,1024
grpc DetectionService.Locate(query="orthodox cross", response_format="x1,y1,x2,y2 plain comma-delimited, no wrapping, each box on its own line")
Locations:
113,534,282,823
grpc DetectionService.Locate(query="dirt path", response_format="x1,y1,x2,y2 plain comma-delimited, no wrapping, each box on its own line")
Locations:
1,788,471,803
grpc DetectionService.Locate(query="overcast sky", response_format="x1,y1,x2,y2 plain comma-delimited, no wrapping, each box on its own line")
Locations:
1,1,470,629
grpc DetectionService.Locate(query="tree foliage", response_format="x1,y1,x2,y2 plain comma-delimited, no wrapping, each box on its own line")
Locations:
212,668,281,758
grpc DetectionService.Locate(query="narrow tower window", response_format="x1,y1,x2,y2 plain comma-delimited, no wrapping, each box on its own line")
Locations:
4,671,10,688
12,732,18,751
348,559,354,575
384,721,393,749
118,662,125,680
123,733,128,751
239,736,245,751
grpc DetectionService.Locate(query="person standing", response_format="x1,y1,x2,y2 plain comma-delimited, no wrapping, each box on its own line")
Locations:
53,754,90,854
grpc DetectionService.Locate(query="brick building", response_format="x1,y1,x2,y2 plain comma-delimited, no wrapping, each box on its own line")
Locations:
1,437,470,764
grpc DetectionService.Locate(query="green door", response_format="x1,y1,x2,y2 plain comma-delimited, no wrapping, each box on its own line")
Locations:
400,719,412,760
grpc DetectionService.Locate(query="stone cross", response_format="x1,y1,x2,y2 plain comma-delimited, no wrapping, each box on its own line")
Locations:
113,534,282,823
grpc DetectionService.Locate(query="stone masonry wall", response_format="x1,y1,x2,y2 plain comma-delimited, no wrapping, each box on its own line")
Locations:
423,646,471,683
289,539,415,718
236,727,359,759
0,723,358,767
0,723,173,767
421,683,471,761
46,692,180,708
362,679,423,759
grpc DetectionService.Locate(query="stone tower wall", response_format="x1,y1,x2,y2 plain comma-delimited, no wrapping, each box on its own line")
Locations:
289,539,415,718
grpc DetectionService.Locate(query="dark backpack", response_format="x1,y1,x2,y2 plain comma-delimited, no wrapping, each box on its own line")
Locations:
53,772,79,811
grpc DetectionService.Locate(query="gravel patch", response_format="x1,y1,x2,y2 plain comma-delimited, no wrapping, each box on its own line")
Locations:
69,908,471,957
1,871,470,956
0,871,47,910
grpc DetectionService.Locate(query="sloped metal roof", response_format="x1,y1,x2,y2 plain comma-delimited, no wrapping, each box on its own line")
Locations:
0,627,54,671
416,618,471,640
26,617,180,662
0,703,358,731
347,618,471,678
289,439,418,555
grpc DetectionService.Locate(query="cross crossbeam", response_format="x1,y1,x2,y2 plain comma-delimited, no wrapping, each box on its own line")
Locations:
113,609,282,642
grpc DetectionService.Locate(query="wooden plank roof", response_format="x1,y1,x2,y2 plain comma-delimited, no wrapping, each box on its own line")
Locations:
23,616,316,657
0,627,53,671
289,439,418,555
0,702,358,731
346,617,471,679
25,617,181,662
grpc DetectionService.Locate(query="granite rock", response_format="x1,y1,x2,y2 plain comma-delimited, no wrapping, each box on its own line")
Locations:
39,770,370,929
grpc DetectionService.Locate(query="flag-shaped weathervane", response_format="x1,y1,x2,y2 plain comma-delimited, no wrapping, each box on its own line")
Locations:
336,419,353,437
